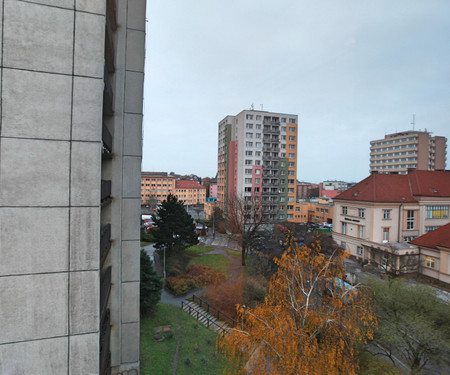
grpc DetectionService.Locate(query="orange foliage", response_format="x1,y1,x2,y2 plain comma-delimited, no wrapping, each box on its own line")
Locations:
203,276,244,319
219,233,376,375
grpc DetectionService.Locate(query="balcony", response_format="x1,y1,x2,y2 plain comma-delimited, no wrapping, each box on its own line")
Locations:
103,67,114,117
99,308,111,375
101,180,112,207
100,266,112,323
102,123,113,159
100,224,111,269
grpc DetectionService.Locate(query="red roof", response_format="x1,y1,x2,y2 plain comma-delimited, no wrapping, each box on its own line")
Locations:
335,170,450,203
410,223,450,250
175,180,205,189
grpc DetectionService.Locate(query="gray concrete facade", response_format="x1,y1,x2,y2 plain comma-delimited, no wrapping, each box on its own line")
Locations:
0,0,145,374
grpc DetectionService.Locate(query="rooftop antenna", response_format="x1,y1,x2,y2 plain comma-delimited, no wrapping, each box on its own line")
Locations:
260,104,263,111
411,114,415,131
250,103,254,110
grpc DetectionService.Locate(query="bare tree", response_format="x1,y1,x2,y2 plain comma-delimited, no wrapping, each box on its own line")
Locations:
226,194,267,266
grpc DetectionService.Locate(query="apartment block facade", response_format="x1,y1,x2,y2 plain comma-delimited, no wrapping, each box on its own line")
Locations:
0,1,145,374
332,170,450,274
370,130,447,174
218,110,298,222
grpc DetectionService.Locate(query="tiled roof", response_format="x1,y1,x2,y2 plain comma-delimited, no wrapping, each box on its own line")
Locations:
335,170,450,203
175,180,205,189
410,223,450,250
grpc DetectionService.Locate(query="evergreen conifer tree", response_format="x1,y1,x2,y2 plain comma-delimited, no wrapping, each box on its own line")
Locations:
140,249,162,317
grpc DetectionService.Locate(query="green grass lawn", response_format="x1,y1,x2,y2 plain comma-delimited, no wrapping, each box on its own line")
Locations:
140,241,152,247
141,303,232,375
357,345,402,375
188,254,230,277
225,249,241,260
186,245,215,255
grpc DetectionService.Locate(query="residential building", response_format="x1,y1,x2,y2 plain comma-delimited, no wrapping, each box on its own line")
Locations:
332,170,450,274
410,223,450,286
291,199,334,224
218,109,298,222
175,180,207,205
0,1,145,374
370,130,447,174
319,180,354,198
297,181,319,199
141,172,176,204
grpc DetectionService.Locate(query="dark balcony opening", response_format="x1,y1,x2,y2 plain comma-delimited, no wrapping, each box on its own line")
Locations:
99,308,111,375
100,266,112,323
102,122,113,159
101,180,112,207
103,67,114,117
100,224,111,269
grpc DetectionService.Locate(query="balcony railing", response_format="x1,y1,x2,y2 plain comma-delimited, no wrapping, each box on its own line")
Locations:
100,224,111,269
99,308,111,375
103,66,114,117
101,179,111,202
100,266,112,322
102,123,113,158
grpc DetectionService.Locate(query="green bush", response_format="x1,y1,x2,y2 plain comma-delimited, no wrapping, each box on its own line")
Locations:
140,249,162,316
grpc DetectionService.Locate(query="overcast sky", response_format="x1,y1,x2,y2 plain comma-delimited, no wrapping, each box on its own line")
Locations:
142,0,450,183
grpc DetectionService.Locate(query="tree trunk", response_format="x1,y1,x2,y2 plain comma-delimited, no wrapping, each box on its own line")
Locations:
241,246,246,266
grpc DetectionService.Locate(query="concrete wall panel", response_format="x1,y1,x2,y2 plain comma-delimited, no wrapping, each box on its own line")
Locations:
0,273,68,343
0,138,70,206
69,333,99,375
0,337,68,375
22,0,74,9
127,0,146,31
121,282,139,323
75,0,105,14
124,71,144,114
121,199,140,240
70,207,100,271
3,0,73,73
121,322,139,363
74,11,105,78
126,29,145,72
1,69,72,140
72,76,104,142
121,241,140,282
123,114,143,156
122,156,142,198
70,271,99,334
0,207,69,276
70,141,101,206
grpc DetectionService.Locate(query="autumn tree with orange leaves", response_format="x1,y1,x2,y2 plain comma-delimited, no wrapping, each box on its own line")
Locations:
219,233,376,375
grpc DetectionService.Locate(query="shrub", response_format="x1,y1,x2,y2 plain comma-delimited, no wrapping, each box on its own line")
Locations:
140,249,162,317
203,277,244,319
243,275,268,307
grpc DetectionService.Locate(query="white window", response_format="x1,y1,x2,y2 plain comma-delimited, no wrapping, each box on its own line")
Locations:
288,162,295,167
358,226,363,239
383,227,389,242
425,256,435,269
245,178,252,184
245,151,253,156
255,169,261,175
256,115,261,120
246,123,253,129
289,153,295,158
407,210,415,230
289,126,295,131
245,160,252,165
255,151,261,156
255,142,261,148
383,209,390,219
342,206,347,215
255,160,261,165
255,178,260,184
288,196,294,202
246,132,253,138
279,214,285,220
289,119,296,124
246,114,253,119
357,246,363,256
255,133,261,138
281,117,286,122
256,124,261,129
289,136,295,141
358,208,365,218
289,144,295,150
287,214,293,219
280,197,285,202
342,222,347,235
288,171,294,176
246,141,253,147
245,168,252,174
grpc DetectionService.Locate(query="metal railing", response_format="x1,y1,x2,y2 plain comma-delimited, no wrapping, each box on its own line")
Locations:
101,180,112,204
102,123,113,155
190,295,237,328
181,301,230,335
100,267,112,322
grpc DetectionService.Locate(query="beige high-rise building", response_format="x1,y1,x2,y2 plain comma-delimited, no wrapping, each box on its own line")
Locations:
0,1,145,374
369,130,447,174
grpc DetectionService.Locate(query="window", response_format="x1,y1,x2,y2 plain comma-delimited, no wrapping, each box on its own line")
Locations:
280,161,286,167
425,226,440,233
407,210,415,230
255,133,261,138
383,209,391,219
281,144,286,149
288,188,294,193
246,141,253,147
342,222,347,235
245,178,252,184
342,206,347,215
357,246,363,256
288,162,295,167
288,196,294,202
358,208,365,218
289,136,295,141
289,153,295,158
280,197,285,202
279,214,285,220
245,168,252,174
255,151,261,156
426,205,449,219
246,132,253,138
255,142,261,148
281,126,286,132
245,151,253,156
256,124,261,129
256,115,261,120
281,117,286,122
289,126,295,132
341,241,347,250
287,214,293,219
289,119,296,124
289,144,295,150
255,160,261,165
383,227,390,242
246,123,253,129
255,178,260,184
404,236,416,242
255,169,261,175
425,256,435,269
358,225,364,239
288,170,294,176
288,179,295,184
246,114,253,119
245,160,252,165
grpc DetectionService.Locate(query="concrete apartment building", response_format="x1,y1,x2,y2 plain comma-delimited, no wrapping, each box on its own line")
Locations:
370,130,447,174
175,180,207,205
218,109,298,222
0,1,145,374
332,170,450,275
